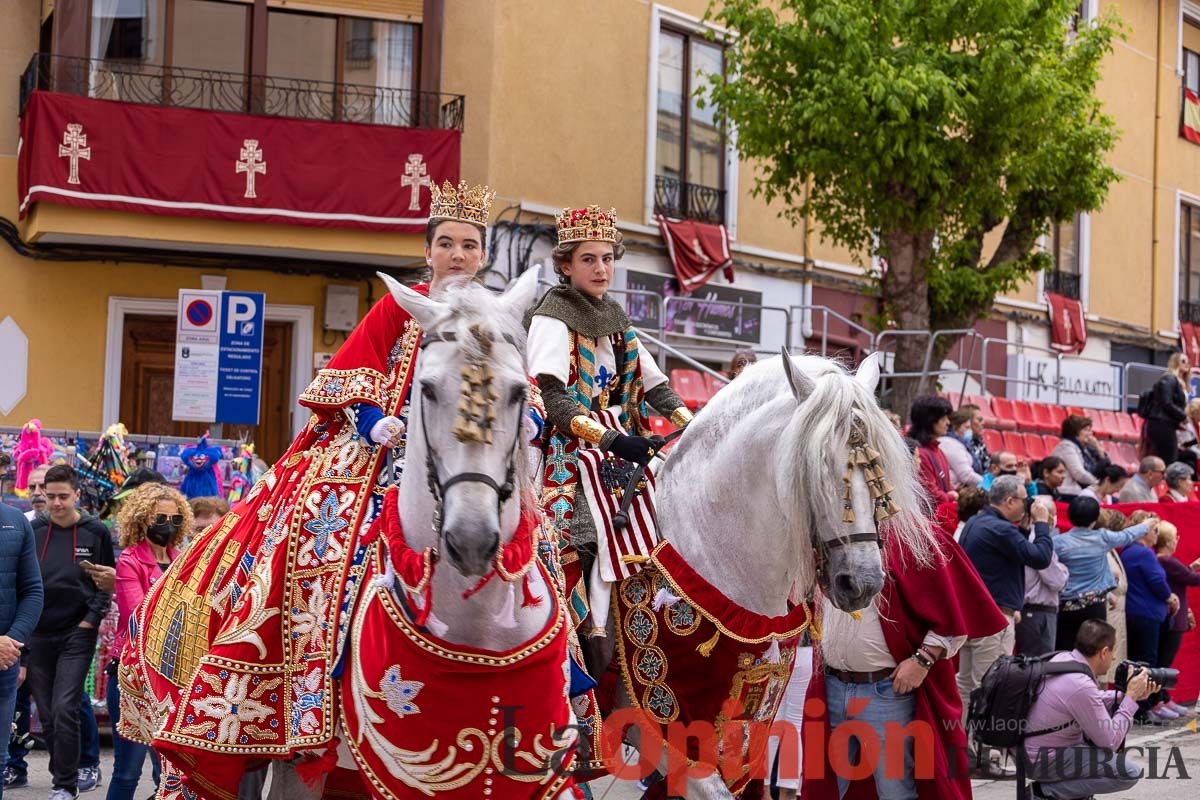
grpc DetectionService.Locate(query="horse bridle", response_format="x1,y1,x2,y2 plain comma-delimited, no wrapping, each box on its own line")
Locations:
415,329,525,554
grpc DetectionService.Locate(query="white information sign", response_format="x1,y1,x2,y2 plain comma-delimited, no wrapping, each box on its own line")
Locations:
172,290,222,422
1007,355,1122,411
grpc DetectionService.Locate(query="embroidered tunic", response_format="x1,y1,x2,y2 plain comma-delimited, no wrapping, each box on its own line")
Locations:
118,288,429,799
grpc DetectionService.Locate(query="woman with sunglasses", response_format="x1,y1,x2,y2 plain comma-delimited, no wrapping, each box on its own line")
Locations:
108,483,191,800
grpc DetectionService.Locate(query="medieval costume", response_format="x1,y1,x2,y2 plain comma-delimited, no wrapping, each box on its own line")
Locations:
527,204,692,637
117,181,498,799
800,532,1007,800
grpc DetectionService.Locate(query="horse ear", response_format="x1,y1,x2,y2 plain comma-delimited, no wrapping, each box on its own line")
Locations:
780,347,815,403
855,352,882,393
497,265,542,321
377,271,448,330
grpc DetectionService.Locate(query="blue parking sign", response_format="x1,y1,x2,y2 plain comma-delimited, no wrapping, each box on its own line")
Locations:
215,291,265,425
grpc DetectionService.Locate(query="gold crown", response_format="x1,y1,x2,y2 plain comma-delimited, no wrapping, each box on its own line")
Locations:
556,205,619,245
429,180,495,226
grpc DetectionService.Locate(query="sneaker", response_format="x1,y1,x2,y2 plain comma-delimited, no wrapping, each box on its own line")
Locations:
4,768,28,788
1148,709,1177,724
77,766,101,793
48,789,79,800
1166,700,1194,715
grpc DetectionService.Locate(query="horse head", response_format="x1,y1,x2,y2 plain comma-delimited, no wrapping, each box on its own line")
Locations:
377,268,540,577
781,349,934,612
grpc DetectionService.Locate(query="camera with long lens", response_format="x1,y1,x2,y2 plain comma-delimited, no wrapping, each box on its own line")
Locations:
1113,660,1179,692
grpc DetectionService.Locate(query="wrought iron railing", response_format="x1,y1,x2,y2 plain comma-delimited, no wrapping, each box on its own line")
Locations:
654,174,727,226
20,53,464,131
1044,270,1082,300
1180,300,1200,325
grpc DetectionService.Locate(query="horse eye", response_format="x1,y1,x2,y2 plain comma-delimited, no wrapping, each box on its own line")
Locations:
420,382,437,402
509,386,526,405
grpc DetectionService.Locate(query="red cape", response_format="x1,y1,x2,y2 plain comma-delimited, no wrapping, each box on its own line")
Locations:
800,530,1007,800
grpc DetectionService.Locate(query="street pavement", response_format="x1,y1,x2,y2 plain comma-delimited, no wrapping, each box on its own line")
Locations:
8,717,1196,799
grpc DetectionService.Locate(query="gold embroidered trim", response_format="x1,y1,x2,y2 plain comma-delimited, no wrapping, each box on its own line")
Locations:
299,367,389,408
670,406,694,428
569,415,606,445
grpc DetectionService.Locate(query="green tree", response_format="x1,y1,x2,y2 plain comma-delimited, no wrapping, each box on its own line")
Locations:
705,0,1120,416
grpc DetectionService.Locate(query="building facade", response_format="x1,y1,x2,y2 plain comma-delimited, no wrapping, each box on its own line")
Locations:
2,0,1200,459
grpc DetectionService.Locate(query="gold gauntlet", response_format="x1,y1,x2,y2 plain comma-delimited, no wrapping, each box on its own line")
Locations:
670,406,694,428
570,415,608,445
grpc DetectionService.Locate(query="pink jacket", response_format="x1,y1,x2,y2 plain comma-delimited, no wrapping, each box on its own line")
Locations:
114,540,179,656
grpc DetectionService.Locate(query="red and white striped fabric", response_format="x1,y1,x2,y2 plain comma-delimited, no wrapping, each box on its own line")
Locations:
575,407,661,583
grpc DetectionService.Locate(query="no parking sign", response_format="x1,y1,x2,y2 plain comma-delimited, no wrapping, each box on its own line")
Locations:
172,289,265,425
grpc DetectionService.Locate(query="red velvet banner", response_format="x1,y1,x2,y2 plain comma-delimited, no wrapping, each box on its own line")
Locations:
17,90,460,232
1056,501,1200,702
655,213,734,293
1046,291,1087,355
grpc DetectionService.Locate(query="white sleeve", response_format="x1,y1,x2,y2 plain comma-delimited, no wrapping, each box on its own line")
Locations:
526,315,573,386
638,343,669,391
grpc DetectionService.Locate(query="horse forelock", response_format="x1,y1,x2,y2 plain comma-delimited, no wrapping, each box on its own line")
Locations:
420,283,535,500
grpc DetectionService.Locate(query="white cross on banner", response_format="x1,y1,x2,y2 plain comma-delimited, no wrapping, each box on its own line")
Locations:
58,123,91,185
400,153,431,211
236,139,267,199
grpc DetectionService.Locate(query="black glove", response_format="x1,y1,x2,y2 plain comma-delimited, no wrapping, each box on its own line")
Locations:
610,434,657,465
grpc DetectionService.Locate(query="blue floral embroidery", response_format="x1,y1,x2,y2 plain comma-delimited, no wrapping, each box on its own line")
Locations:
381,666,424,718
646,685,676,720
636,649,665,681
303,492,348,559
627,609,654,645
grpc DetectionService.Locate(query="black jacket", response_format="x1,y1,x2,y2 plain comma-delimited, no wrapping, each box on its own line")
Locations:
1149,374,1188,424
32,513,114,634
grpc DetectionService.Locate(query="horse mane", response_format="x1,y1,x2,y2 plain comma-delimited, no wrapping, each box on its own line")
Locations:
427,283,536,504
667,354,939,600
781,353,939,572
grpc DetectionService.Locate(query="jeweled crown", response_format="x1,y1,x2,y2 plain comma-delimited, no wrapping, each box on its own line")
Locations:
556,205,619,245
429,180,495,226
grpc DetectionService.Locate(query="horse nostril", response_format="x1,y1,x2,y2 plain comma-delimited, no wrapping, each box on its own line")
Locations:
834,573,858,597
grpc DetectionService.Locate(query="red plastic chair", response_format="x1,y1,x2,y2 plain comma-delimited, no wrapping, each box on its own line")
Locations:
989,397,1019,431
1115,413,1139,443
1067,406,1086,418
962,394,991,413
1030,403,1058,434
983,429,1005,455
1108,442,1137,473
1012,401,1041,433
1094,410,1119,440
647,416,676,437
703,372,729,398
1003,431,1030,459
1042,434,1061,454
670,369,713,410
1023,433,1048,460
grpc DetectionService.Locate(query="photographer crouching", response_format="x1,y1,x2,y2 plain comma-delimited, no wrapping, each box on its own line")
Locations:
1022,619,1175,798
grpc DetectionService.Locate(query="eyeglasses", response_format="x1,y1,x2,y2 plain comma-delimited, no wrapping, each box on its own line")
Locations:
153,514,184,527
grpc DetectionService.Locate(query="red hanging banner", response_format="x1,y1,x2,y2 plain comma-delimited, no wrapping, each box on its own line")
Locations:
1046,291,1087,355
1181,321,1200,369
655,213,735,293
17,91,460,233
1184,89,1200,145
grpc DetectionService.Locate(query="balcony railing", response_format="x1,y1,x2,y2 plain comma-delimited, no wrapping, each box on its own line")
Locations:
1044,270,1082,301
20,53,464,131
654,174,727,226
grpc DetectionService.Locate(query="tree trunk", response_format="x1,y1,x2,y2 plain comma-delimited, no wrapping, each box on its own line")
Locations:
880,227,937,421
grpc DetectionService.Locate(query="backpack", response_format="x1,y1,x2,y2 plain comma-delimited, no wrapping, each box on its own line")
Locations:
1136,386,1155,419
967,653,1094,749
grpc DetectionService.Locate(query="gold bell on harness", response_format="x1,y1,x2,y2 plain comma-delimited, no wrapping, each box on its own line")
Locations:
842,503,856,524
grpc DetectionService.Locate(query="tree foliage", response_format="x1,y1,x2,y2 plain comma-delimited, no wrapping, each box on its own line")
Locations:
705,0,1122,408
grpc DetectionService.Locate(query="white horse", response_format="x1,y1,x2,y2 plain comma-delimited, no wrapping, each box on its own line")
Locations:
271,268,580,799
598,350,938,799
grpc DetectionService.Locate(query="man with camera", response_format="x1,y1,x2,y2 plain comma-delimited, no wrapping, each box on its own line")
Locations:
1023,619,1163,799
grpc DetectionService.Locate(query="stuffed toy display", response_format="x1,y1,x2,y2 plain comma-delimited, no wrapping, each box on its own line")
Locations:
179,434,225,499
13,419,54,492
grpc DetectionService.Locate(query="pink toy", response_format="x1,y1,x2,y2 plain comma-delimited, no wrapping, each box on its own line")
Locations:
13,418,54,491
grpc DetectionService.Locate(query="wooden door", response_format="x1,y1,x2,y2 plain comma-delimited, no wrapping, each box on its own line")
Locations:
120,314,293,462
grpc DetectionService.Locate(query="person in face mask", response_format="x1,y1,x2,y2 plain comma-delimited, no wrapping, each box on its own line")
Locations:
108,484,192,800
940,408,984,488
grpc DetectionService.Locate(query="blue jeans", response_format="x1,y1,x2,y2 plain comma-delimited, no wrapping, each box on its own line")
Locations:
0,663,20,800
80,692,99,770
105,672,159,800
826,675,918,800
6,682,29,777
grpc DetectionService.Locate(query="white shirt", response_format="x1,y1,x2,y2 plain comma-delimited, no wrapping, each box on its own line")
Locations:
526,315,668,400
820,598,964,672
24,510,36,522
